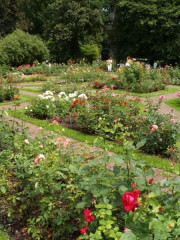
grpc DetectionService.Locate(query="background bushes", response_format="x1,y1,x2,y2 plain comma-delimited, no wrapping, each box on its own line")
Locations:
0,30,49,66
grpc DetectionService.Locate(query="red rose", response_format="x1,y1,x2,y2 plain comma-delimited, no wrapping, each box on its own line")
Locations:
149,178,154,185
83,208,94,222
131,182,136,189
73,99,79,104
79,227,88,235
92,198,95,203
122,189,140,212
114,117,117,120
73,113,77,117
55,117,59,122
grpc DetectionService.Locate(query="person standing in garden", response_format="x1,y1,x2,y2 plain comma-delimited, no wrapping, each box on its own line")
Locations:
107,57,113,71
125,56,131,67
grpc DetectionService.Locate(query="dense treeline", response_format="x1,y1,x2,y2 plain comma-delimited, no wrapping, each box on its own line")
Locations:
0,0,179,64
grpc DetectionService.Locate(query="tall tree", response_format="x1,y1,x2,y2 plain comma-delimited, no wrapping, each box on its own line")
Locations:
0,0,20,37
111,0,180,63
42,0,104,62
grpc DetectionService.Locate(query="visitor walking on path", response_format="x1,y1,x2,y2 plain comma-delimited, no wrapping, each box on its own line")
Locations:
107,57,113,71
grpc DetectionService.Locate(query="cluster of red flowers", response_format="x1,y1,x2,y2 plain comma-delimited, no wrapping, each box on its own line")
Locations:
112,77,117,81
17,64,30,70
71,99,79,108
72,99,84,109
93,81,105,89
79,207,95,235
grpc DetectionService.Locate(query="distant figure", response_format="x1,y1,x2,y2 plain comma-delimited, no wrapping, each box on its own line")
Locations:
46,60,51,67
125,56,131,67
153,61,157,69
107,57,113,71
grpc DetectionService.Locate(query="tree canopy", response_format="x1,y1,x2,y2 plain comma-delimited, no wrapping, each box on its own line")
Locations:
0,0,179,64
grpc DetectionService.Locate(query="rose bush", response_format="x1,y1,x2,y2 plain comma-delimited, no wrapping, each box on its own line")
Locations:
0,116,180,239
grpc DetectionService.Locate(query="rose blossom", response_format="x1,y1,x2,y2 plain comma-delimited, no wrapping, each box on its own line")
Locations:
170,119,175,123
110,85,114,90
111,92,116,97
144,109,148,112
131,182,136,189
159,95,165,100
83,208,94,222
24,139,29,145
34,154,45,164
79,227,88,235
177,92,180,97
124,227,131,232
170,113,175,117
151,125,158,132
40,144,44,149
160,122,164,126
122,189,140,212
149,178,154,185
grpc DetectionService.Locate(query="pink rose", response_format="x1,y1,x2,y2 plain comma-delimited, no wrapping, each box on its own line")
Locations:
34,154,45,164
110,85,114,90
177,92,180,97
144,109,148,112
170,119,175,123
124,227,131,232
159,95,165,100
160,122,164,126
151,125,158,132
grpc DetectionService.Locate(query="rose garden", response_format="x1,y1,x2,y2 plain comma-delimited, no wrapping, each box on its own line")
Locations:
0,61,180,240
0,1,180,238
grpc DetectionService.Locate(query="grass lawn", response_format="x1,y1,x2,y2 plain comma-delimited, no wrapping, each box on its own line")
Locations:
165,98,180,111
9,109,180,175
113,86,180,97
0,94,35,107
20,88,42,93
0,229,9,240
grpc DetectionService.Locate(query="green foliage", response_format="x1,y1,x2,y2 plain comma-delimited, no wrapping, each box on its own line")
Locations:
43,0,103,62
0,29,49,66
112,0,180,63
0,83,19,102
0,117,179,239
81,44,100,64
113,62,165,93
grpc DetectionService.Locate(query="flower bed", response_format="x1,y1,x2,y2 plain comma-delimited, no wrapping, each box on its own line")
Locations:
0,115,179,240
25,90,180,155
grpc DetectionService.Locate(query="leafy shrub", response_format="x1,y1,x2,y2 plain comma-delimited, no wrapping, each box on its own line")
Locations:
80,44,100,64
111,62,165,93
0,84,19,102
0,29,49,66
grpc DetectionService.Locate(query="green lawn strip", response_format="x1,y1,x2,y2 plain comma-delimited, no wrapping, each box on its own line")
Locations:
19,84,44,87
113,86,180,97
9,109,180,175
0,229,9,240
165,98,180,112
20,88,42,93
0,95,35,107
